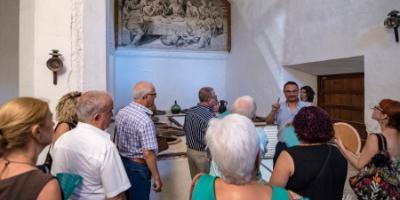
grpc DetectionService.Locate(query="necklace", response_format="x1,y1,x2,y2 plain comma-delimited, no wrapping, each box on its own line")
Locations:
3,158,35,167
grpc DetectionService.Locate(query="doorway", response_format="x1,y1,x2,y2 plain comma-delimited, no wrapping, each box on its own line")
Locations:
318,73,366,142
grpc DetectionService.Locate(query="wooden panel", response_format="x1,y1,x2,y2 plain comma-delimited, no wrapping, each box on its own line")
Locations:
318,73,366,142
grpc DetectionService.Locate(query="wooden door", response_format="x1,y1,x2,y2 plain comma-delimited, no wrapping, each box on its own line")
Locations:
318,73,367,142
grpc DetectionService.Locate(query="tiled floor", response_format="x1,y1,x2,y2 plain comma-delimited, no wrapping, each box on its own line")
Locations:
150,156,192,200
150,157,274,200
150,156,358,200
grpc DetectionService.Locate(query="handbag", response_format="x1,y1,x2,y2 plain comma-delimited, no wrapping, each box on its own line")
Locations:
36,145,53,174
349,134,400,200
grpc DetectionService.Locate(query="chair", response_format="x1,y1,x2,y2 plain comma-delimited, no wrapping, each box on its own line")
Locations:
333,122,361,155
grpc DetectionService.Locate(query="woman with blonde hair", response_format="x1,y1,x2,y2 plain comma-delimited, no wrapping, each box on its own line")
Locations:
0,97,61,199
53,91,81,143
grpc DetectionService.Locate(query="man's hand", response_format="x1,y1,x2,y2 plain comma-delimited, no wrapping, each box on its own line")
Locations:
152,177,162,192
271,97,280,111
265,98,280,125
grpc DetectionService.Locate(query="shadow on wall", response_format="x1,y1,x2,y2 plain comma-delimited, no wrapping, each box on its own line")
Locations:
225,0,287,114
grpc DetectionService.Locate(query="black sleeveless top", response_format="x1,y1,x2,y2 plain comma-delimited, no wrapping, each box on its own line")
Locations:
0,170,55,199
286,144,347,200
55,121,77,131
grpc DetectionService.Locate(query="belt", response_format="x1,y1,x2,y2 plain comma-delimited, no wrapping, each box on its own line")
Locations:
127,157,146,165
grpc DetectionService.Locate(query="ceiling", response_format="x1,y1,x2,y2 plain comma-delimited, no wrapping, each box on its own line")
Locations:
285,56,364,75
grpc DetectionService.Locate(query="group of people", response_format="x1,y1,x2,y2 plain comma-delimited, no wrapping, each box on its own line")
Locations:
186,81,400,200
0,79,399,200
0,82,162,200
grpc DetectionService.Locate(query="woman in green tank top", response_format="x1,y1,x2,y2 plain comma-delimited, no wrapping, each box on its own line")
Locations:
190,114,292,200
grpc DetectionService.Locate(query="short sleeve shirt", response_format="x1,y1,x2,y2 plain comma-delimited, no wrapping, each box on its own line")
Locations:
116,102,158,159
275,101,310,141
51,122,131,199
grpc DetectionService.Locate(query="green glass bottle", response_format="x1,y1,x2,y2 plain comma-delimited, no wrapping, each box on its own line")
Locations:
171,100,181,114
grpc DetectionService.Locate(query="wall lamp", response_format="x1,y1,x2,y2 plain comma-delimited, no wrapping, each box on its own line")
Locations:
384,10,400,43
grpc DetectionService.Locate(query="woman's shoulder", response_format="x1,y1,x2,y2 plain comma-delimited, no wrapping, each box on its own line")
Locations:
24,170,54,183
214,181,274,200
0,170,55,199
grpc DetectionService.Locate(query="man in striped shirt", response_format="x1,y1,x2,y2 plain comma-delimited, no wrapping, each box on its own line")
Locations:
116,81,162,200
184,87,218,178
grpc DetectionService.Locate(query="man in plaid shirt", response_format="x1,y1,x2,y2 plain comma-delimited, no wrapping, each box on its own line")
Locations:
116,81,162,200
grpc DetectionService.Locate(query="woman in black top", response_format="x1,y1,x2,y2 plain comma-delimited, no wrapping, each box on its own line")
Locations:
53,91,81,143
270,106,347,200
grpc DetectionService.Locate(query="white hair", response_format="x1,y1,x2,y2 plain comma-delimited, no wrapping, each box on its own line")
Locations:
231,95,256,119
206,114,259,184
76,91,111,123
132,81,154,100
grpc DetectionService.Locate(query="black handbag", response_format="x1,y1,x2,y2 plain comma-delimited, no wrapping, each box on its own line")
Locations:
37,146,53,174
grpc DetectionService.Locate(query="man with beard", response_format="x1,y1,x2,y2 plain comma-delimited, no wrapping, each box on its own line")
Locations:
265,81,311,165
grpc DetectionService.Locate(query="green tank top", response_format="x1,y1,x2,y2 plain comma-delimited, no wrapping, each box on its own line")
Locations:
191,174,290,200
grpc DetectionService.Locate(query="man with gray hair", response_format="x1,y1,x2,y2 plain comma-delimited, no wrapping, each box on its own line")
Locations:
231,95,268,155
209,95,268,177
52,91,131,200
116,81,162,200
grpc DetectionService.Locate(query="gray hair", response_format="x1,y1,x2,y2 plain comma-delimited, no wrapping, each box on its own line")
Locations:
231,96,256,119
76,91,111,123
206,114,259,184
132,81,154,100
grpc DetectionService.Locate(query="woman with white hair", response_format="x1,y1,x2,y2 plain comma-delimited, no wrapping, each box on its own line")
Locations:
190,114,291,200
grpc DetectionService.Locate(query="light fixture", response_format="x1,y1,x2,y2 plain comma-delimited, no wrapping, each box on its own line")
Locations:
384,10,400,43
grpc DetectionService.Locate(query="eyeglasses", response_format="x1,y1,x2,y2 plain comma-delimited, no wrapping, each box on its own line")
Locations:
373,105,384,112
284,90,298,93
147,92,157,97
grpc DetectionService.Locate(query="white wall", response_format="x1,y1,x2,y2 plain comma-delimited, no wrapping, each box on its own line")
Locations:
226,0,316,115
283,0,400,132
18,0,400,133
19,0,109,111
227,0,400,131
0,0,19,104
113,49,227,112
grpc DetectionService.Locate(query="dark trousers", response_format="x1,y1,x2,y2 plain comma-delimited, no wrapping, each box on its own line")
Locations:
122,157,151,200
273,142,287,167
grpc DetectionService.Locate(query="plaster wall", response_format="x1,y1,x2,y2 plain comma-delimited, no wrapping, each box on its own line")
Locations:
0,0,19,104
19,0,108,111
226,0,317,116
283,0,400,132
227,0,400,131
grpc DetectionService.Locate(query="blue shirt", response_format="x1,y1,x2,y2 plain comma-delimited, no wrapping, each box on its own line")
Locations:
116,102,158,159
275,101,310,142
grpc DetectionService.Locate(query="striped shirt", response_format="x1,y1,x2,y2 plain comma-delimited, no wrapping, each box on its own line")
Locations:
184,104,216,151
116,102,158,159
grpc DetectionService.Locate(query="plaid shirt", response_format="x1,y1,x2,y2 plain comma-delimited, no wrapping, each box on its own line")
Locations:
116,102,158,159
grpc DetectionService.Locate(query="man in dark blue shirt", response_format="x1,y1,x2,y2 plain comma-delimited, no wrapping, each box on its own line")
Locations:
184,87,218,179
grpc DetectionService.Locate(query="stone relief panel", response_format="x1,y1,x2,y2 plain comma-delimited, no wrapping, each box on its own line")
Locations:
116,0,230,51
